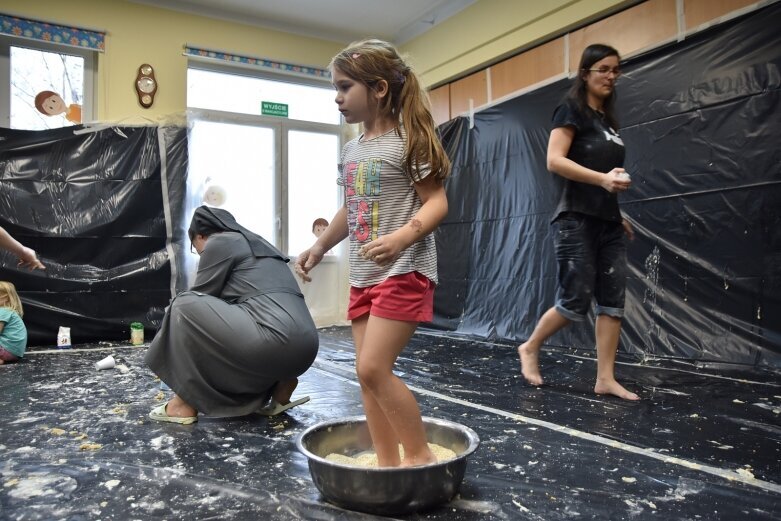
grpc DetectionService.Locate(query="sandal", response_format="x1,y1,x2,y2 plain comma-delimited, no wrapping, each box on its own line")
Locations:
149,403,197,425
257,396,310,416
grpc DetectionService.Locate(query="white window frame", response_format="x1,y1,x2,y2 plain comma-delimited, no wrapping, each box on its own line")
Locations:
186,61,347,256
0,34,97,128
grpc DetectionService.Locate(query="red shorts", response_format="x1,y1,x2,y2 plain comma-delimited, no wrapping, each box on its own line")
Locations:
348,272,435,322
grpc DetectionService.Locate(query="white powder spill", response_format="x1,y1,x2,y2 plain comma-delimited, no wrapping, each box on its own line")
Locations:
150,435,173,449
7,473,77,499
224,455,248,467
37,383,63,391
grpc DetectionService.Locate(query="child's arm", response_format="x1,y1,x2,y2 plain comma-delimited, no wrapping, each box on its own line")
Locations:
0,226,45,270
295,205,349,282
359,176,448,266
0,322,6,334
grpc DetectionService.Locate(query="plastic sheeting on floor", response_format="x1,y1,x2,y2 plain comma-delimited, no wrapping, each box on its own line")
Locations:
0,125,190,347
2,327,779,520
433,2,781,369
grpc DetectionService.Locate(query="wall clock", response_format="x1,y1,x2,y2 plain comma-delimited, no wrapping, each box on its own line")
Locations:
135,64,157,108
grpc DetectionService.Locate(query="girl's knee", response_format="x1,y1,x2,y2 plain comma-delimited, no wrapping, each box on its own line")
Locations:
356,359,389,389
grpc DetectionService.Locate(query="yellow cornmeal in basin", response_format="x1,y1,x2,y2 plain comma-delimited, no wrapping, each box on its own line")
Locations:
326,443,457,468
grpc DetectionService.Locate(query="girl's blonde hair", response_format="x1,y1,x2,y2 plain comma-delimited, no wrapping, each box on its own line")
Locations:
0,281,23,317
330,39,451,182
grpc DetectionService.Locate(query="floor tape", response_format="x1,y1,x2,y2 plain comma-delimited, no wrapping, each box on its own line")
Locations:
26,345,147,355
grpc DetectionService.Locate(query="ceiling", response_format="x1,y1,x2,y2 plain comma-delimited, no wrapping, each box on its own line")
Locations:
129,0,477,44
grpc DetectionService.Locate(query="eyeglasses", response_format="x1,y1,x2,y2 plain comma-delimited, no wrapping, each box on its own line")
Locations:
586,67,622,78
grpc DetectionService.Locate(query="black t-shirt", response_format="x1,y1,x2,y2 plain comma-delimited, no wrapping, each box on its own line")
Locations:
551,99,625,223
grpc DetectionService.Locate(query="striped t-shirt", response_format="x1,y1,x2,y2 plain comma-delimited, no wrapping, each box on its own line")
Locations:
338,128,438,288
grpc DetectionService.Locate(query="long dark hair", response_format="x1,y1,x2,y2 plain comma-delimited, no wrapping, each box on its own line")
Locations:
568,43,621,129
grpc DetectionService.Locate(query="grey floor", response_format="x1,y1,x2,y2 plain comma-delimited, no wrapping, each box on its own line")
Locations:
1,327,780,520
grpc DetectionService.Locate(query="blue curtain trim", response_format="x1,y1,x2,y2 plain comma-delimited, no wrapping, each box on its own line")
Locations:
184,46,329,79
0,14,105,51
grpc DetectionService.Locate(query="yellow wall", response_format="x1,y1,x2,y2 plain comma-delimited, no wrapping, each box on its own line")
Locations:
1,0,344,122
3,0,643,119
400,0,635,87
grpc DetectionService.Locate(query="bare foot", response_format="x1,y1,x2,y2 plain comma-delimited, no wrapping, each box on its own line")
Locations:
400,449,436,468
272,378,299,405
0,359,4,365
518,342,543,386
166,395,198,417
594,379,640,401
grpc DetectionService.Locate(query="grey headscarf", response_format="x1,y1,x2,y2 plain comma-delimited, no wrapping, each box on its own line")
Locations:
188,206,288,262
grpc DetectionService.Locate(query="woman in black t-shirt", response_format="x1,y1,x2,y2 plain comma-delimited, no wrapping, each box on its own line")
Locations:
518,44,639,400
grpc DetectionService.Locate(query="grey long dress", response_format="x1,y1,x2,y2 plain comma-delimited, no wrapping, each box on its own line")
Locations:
145,231,318,417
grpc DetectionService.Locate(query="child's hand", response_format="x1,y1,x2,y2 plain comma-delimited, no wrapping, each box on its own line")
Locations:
358,234,405,266
17,247,45,270
295,245,326,282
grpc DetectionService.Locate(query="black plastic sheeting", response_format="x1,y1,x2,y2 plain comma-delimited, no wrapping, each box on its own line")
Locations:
1,328,779,520
433,3,781,369
0,125,189,346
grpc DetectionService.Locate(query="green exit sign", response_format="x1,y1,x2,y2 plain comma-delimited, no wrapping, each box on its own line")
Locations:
261,101,288,117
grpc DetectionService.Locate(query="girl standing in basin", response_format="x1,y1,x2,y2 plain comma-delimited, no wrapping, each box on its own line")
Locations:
296,39,451,466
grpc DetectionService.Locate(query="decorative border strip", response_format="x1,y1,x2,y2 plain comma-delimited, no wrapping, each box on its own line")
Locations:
0,14,104,51
184,45,329,80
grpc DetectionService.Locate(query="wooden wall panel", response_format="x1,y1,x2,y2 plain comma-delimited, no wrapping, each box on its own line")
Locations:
434,0,763,119
428,85,451,126
449,69,488,117
568,0,678,73
489,37,566,100
684,0,756,29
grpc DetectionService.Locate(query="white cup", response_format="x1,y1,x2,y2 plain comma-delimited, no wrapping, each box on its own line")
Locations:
95,355,116,370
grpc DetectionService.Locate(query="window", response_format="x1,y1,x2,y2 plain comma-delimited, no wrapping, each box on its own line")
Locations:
188,68,339,125
288,130,340,255
186,64,343,256
0,35,95,129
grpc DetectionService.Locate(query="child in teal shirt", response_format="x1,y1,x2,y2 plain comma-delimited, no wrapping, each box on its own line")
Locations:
0,281,27,364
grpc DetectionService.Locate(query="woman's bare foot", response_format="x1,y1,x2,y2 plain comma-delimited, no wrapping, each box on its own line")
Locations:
594,378,640,400
518,342,543,386
166,395,198,417
272,378,299,405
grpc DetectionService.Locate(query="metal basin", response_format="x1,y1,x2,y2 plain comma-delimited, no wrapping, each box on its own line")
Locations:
296,416,480,515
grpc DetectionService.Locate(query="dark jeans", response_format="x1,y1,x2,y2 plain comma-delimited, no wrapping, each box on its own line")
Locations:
552,212,627,321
